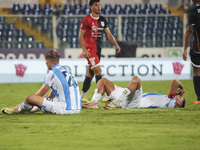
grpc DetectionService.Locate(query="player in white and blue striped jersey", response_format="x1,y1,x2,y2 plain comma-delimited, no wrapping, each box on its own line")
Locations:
2,50,82,115
82,76,185,109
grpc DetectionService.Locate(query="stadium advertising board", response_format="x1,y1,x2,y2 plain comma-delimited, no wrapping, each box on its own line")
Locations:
0,58,191,83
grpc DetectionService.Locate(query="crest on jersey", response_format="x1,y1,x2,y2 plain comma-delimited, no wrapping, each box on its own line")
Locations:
101,21,105,27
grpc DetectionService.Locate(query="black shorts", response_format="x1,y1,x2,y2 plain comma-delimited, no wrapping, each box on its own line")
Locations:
190,50,200,67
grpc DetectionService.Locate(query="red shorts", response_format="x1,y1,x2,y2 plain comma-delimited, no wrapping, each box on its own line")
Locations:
86,49,100,69
86,55,100,69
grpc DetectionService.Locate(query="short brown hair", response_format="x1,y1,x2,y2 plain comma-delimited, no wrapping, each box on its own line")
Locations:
45,49,60,64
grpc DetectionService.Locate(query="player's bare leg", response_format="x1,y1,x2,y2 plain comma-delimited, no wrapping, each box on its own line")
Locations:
3,94,44,114
82,78,114,109
81,66,94,102
104,76,141,109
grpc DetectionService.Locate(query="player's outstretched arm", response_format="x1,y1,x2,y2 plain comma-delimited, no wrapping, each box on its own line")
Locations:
104,28,121,53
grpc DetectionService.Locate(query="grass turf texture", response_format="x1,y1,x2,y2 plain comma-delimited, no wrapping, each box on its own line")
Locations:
0,79,200,150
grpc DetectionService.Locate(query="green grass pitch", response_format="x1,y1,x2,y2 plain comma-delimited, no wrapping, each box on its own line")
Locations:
0,79,200,150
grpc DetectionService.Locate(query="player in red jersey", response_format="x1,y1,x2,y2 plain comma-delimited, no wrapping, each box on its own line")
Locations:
79,0,121,101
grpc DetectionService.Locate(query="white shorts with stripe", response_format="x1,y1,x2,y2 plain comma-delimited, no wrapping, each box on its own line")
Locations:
41,98,81,114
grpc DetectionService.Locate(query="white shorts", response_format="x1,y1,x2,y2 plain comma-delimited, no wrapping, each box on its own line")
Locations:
108,85,142,109
41,98,80,115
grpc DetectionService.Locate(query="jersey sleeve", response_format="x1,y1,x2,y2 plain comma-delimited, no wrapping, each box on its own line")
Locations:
188,7,196,25
80,17,88,31
43,71,54,87
104,17,109,29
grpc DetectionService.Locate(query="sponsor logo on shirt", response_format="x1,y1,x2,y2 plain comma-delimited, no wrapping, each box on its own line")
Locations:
101,21,105,27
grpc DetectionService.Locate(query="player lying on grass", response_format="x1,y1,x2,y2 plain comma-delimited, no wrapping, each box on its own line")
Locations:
2,49,82,115
82,76,186,109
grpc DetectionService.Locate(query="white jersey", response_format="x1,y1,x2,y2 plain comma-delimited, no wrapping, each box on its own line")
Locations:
140,93,176,108
108,85,176,109
43,64,82,111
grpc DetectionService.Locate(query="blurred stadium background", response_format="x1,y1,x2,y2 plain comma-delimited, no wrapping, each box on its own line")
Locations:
0,0,189,49
0,0,193,83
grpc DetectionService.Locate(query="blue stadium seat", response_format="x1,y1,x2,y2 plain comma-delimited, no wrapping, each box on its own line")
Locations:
0,16,5,23
103,4,112,15
70,37,79,48
12,3,21,14
153,4,163,14
6,29,14,36
41,17,52,33
123,5,133,14
21,4,31,15
154,4,163,10
134,4,142,10
35,42,44,48
73,4,81,15
5,42,13,49
143,9,152,14
153,9,162,14
0,29,4,37
6,23,15,30
144,3,153,10
15,42,24,49
32,3,42,14
113,4,123,14
62,4,72,15
31,16,42,25
42,4,52,15
16,29,25,37
26,42,34,48
82,4,91,14
16,36,24,42
26,35,34,42
0,35,3,42
133,8,142,15
163,9,171,14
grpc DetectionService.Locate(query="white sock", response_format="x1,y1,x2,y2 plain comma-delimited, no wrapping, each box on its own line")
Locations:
18,101,33,113
91,88,102,103
30,106,41,113
113,88,131,105
81,91,87,99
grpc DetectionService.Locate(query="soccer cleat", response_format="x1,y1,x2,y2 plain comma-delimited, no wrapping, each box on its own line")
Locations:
82,102,99,109
81,97,90,103
1,108,13,114
102,96,110,103
193,100,200,104
103,102,117,110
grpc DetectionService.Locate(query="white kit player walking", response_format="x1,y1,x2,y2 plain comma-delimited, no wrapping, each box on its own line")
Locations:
82,76,185,109
2,49,82,115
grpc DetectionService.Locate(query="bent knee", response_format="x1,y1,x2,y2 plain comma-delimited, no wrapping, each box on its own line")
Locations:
132,76,141,83
25,94,35,103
